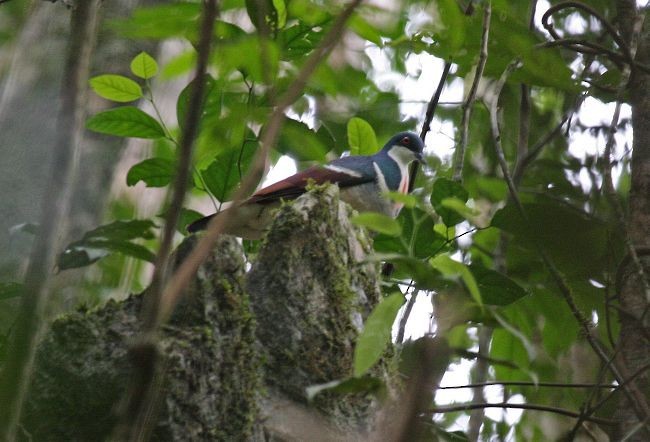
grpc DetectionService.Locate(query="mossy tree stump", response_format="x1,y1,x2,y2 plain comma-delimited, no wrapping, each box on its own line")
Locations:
19,185,387,441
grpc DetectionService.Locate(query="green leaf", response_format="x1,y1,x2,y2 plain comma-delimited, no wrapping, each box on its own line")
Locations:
216,37,280,83
162,49,197,79
202,140,258,201
306,376,386,401
373,208,446,259
491,197,612,278
177,73,218,130
89,75,143,103
430,254,482,305
351,212,401,236
0,282,23,300
384,191,417,209
86,106,165,139
469,264,527,305
58,240,155,270
178,208,204,234
431,178,469,226
57,219,157,270
272,0,287,29
383,255,446,290
246,0,275,31
440,197,479,222
354,293,404,377
276,119,327,161
83,219,157,241
349,13,383,46
347,117,378,155
126,158,175,187
109,3,201,40
431,0,466,53
130,51,159,79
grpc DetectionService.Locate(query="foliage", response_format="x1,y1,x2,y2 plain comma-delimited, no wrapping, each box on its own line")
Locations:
2,0,643,438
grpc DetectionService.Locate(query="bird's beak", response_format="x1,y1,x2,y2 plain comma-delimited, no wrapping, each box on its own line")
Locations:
415,152,425,165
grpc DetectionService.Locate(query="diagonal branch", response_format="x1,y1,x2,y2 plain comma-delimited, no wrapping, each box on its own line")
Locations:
112,1,220,439
156,0,364,326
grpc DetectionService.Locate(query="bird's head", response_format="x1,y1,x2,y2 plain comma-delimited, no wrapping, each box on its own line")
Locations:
382,132,425,165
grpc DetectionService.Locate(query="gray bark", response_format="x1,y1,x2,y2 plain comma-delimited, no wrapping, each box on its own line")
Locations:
614,2,650,440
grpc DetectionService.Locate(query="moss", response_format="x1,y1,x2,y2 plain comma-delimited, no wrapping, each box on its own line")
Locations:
246,185,383,430
22,236,261,442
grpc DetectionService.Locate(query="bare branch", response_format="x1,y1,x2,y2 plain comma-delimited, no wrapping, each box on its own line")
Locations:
430,402,616,426
112,0,220,439
453,1,491,182
438,380,616,389
396,289,419,344
541,1,632,64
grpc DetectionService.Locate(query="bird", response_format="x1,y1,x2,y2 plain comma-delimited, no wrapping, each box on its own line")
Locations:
188,131,425,239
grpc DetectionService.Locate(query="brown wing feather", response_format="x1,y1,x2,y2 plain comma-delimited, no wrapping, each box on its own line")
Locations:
247,166,371,204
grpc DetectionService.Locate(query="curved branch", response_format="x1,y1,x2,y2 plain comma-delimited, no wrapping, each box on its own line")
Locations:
541,1,632,64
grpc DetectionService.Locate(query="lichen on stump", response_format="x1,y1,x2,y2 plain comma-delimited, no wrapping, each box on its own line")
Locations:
21,236,260,441
246,184,384,430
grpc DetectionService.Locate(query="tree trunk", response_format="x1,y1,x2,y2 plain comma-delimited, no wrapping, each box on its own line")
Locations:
615,2,650,440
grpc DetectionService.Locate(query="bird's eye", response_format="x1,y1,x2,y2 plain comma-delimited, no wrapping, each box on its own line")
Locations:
401,137,410,145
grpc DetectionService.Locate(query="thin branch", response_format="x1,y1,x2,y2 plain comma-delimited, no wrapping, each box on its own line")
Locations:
467,326,492,441
430,402,616,426
450,347,518,369
0,1,102,439
489,59,650,427
112,0,219,439
156,0,364,325
418,61,452,144
396,289,419,344
453,1,491,182
575,362,650,433
541,1,632,64
438,380,616,389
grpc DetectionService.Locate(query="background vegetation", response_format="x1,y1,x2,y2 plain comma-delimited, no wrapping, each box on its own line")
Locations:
0,0,649,440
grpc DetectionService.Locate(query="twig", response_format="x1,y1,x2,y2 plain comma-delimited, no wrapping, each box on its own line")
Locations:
429,402,616,426
156,0,364,325
438,380,616,389
396,289,419,344
113,0,219,439
541,1,632,64
452,1,491,182
467,326,491,441
569,349,620,440
450,347,518,369
0,1,102,439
